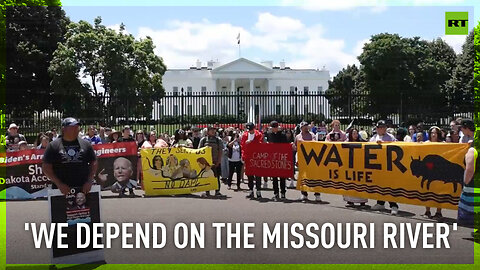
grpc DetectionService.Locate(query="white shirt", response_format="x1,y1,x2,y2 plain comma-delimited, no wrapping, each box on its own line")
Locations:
229,142,242,162
248,132,255,141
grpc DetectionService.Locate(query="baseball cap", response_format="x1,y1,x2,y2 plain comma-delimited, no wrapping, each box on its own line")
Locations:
245,122,255,130
61,117,80,127
376,120,387,128
123,125,131,131
300,121,309,127
8,123,18,129
270,121,279,128
207,125,217,131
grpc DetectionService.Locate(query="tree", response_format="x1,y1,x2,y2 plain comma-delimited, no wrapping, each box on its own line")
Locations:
357,33,456,121
445,30,474,115
1,0,62,118
325,64,360,117
48,17,167,121
5,4,69,118
475,21,480,128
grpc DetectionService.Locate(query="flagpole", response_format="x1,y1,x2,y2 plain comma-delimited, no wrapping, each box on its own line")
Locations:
239,43,241,58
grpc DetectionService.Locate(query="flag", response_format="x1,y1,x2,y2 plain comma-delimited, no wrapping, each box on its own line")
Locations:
237,32,240,44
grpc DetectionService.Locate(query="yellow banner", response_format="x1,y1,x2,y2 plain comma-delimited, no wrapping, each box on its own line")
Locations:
141,147,219,196
298,142,470,210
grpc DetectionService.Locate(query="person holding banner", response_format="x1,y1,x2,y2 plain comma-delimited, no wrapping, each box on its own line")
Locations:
370,120,399,215
294,121,321,202
198,126,224,197
457,146,478,234
266,121,288,201
344,128,368,207
423,126,444,219
241,122,263,199
42,117,98,195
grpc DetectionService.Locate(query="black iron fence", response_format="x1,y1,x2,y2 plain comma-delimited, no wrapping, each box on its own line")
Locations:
5,91,474,138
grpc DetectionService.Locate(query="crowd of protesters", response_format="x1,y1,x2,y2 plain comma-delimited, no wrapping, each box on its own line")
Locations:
4,117,477,229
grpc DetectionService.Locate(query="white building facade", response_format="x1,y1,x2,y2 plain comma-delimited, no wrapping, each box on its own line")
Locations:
157,58,331,120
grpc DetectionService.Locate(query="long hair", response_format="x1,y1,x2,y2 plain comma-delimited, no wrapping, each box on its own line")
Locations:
196,157,210,167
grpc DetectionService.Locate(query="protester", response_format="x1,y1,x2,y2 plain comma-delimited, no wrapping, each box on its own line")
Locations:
266,121,289,201
36,135,50,149
412,122,428,142
135,130,146,149
343,128,368,207
83,125,102,145
325,120,347,142
42,117,97,195
191,127,202,149
241,122,263,199
34,132,46,148
119,125,135,142
459,119,474,145
6,123,27,152
370,120,399,215
294,121,321,202
102,127,112,144
172,129,193,148
457,146,478,233
220,134,230,184
404,125,416,142
198,126,224,197
142,131,157,149
227,131,243,190
422,126,444,219
108,129,122,143
18,141,29,151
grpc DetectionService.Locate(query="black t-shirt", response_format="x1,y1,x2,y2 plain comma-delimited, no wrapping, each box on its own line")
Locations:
42,137,97,188
266,131,288,143
119,136,135,142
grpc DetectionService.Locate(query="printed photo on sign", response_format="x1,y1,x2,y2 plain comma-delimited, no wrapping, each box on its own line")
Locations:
141,147,219,196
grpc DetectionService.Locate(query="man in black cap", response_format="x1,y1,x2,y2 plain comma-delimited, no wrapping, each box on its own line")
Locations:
42,117,98,195
370,120,399,215
198,125,224,197
265,121,288,200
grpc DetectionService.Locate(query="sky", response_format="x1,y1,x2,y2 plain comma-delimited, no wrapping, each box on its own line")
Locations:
61,0,478,77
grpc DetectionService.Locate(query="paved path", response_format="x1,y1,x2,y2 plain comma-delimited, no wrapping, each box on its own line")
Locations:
6,180,475,264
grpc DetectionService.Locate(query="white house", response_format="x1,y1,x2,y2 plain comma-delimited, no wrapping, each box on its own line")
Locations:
157,58,331,120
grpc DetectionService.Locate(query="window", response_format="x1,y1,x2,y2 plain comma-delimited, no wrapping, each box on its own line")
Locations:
275,86,281,93
290,86,295,95
187,86,192,96
318,86,323,93
304,86,309,95
201,86,207,95
173,105,178,116
173,87,178,96
276,105,281,115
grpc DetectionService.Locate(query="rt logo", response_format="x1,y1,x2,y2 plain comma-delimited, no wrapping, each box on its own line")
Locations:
445,12,468,35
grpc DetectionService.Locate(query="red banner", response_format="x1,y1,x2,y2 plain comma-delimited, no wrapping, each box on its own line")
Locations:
244,143,294,178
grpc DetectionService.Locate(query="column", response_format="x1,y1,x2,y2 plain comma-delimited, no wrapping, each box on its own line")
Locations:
249,78,255,123
231,79,235,92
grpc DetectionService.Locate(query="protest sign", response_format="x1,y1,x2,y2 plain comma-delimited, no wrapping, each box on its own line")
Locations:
4,149,48,199
141,147,219,196
243,143,294,178
298,141,470,209
93,142,138,191
49,185,104,264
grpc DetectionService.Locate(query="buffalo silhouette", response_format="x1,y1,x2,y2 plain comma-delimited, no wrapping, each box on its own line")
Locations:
410,155,464,193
